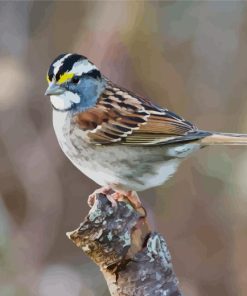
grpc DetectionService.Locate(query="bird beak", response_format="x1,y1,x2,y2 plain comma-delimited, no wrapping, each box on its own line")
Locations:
45,83,65,96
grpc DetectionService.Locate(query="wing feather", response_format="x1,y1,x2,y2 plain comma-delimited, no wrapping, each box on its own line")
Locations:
72,81,202,145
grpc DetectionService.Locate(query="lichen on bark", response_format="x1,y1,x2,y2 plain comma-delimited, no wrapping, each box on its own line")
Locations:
67,194,182,296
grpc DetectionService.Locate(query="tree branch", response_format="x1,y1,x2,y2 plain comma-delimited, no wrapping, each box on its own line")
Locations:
67,194,183,296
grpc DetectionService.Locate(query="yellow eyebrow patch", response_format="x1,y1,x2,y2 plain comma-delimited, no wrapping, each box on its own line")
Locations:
57,72,74,84
46,74,50,83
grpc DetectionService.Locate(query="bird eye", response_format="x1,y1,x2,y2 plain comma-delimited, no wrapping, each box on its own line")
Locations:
71,76,80,84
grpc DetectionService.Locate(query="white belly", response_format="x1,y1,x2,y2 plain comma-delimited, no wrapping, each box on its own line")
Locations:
52,110,200,191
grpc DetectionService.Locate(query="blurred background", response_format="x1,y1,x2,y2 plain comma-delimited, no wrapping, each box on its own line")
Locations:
1,1,247,295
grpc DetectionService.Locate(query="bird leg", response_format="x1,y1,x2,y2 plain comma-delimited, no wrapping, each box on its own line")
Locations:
87,186,114,207
126,191,142,209
112,190,142,209
88,187,142,212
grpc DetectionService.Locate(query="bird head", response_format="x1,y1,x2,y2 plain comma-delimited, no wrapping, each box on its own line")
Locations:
45,53,105,112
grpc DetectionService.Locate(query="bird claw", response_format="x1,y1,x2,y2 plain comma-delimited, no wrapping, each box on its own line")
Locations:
87,194,96,208
87,186,113,207
87,186,120,208
88,188,144,215
125,191,142,209
105,194,118,208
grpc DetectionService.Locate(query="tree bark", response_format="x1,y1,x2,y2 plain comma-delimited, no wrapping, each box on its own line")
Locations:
67,194,183,296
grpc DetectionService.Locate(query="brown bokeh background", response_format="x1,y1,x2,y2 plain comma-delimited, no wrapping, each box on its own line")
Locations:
1,1,247,295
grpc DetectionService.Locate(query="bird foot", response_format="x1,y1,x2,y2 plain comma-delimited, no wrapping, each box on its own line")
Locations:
111,190,145,218
87,186,114,207
88,188,144,216
112,190,142,209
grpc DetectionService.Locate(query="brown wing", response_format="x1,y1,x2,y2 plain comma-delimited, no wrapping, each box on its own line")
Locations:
73,82,204,145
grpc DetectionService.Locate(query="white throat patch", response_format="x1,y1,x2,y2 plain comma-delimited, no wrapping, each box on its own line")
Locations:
50,91,80,111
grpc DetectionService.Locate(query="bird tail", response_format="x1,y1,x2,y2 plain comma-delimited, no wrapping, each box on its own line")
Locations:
199,132,247,146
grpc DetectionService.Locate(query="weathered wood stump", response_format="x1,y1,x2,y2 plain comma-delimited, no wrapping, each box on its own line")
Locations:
67,194,182,296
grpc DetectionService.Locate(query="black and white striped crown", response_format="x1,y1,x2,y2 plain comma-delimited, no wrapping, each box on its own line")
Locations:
47,53,101,83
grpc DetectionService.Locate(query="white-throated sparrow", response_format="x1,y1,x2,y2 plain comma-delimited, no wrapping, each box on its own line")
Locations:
45,53,247,208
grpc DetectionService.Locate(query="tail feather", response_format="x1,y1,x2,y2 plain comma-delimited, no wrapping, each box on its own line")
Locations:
200,132,247,146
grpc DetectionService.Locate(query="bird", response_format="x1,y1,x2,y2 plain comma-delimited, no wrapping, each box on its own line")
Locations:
45,53,247,208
